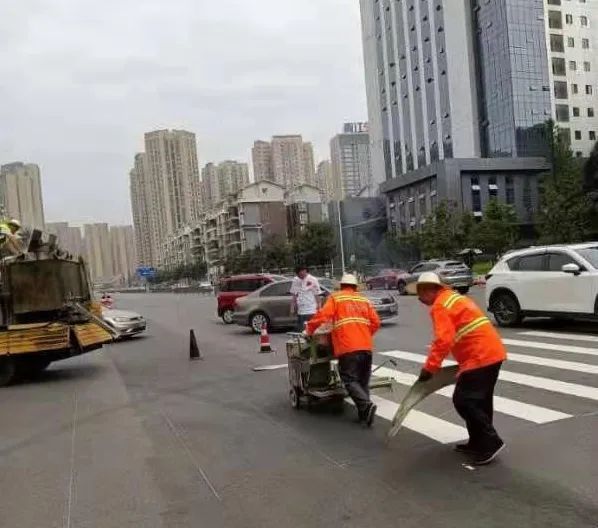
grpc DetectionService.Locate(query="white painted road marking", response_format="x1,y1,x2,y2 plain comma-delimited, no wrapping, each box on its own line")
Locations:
373,364,571,424
252,364,288,372
520,330,598,344
506,352,598,374
380,350,598,402
502,338,598,358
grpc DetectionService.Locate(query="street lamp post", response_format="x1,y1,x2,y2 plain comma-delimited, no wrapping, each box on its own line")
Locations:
336,201,346,273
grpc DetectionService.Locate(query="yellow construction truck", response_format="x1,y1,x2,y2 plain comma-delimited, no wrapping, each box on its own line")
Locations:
0,229,114,386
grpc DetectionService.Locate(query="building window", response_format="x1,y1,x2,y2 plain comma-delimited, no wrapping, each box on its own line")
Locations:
567,37,575,48
488,177,498,199
580,16,588,27
582,38,590,49
506,177,515,205
550,34,565,52
554,81,569,99
575,130,582,140
586,85,594,95
584,62,591,72
548,0,561,4
552,57,566,76
589,108,595,118
569,60,577,71
573,107,580,117
572,83,579,94
576,151,584,158
591,131,597,141
565,14,573,24
555,104,570,122
548,11,563,29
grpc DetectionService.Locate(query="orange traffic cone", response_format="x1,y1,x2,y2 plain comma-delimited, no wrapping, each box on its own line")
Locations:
259,323,273,353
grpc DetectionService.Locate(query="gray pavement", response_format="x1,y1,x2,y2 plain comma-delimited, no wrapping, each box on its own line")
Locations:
1,289,597,527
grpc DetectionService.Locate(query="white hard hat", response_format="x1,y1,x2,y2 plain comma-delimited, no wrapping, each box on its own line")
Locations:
417,272,444,288
340,273,358,286
8,218,21,228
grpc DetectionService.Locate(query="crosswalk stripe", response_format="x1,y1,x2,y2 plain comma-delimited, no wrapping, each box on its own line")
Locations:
506,352,598,374
502,338,598,358
520,331,598,344
368,395,468,444
373,365,571,424
380,350,598,402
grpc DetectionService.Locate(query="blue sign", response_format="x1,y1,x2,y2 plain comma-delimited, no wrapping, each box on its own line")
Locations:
137,266,157,279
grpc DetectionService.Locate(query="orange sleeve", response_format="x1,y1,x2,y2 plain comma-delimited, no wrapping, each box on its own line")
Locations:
424,305,456,373
305,296,336,335
368,302,381,335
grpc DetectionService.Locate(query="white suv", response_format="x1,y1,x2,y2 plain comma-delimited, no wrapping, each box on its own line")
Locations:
486,243,598,327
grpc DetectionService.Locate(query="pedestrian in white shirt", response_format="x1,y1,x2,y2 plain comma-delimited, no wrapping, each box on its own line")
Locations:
290,266,321,331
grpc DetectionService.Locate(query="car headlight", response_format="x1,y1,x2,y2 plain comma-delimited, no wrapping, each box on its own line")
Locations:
114,317,132,322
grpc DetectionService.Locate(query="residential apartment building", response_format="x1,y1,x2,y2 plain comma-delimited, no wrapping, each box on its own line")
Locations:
129,153,157,267
316,160,334,202
162,224,205,272
359,0,558,232
110,225,136,286
46,222,83,256
545,0,598,157
330,123,373,199
252,135,315,189
0,162,45,229
83,223,114,283
201,160,249,211
285,184,324,238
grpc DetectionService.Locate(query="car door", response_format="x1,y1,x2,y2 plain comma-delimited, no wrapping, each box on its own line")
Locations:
544,251,595,314
509,252,547,312
259,281,295,327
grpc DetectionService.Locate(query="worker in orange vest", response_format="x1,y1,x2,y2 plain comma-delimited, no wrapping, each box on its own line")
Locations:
306,273,381,427
416,272,507,466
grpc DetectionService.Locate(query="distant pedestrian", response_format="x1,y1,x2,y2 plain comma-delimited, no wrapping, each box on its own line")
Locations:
290,265,321,331
416,272,507,465
306,273,381,426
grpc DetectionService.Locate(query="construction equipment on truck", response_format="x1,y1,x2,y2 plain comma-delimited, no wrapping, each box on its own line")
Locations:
0,227,116,386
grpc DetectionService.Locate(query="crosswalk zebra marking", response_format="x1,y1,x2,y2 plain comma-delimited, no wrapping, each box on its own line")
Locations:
380,351,598,402
520,331,598,344
502,338,598,358
506,352,598,374
372,365,571,424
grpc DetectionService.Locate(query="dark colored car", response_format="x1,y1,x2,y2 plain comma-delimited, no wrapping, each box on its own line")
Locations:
233,280,398,333
217,274,285,323
405,260,474,294
366,269,410,294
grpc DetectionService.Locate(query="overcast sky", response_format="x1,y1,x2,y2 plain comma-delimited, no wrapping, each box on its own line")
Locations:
0,0,367,225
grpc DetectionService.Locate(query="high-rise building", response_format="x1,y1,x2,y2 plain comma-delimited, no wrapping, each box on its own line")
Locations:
83,223,114,283
316,160,334,202
46,222,83,256
252,135,315,189
544,1,598,158
330,123,372,199
202,161,249,211
360,0,554,230
252,140,274,182
129,153,157,267
0,162,45,229
110,225,136,286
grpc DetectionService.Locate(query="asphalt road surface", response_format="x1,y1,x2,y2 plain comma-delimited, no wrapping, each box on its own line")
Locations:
1,289,597,527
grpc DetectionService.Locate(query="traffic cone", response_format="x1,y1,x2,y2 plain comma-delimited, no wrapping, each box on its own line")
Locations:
258,323,273,353
189,329,202,360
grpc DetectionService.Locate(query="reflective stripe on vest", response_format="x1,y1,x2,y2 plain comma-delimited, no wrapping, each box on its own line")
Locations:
443,293,463,310
454,316,491,342
334,317,371,329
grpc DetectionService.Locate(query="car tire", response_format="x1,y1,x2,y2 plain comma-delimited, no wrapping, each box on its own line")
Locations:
397,281,407,295
221,310,234,324
490,291,522,327
249,312,270,334
456,287,470,295
0,357,17,387
385,282,391,290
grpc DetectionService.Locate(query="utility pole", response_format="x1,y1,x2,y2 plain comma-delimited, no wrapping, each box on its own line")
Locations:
336,200,346,273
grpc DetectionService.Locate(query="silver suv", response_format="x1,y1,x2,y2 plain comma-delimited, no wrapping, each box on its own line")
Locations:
406,260,474,294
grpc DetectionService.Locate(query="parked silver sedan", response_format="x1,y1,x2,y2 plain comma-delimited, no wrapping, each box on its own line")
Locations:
233,280,398,333
102,308,147,339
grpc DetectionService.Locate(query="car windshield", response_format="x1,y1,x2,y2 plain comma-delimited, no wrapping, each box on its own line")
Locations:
444,262,465,268
574,247,598,269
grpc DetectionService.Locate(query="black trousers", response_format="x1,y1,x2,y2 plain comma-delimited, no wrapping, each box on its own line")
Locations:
338,352,372,416
453,361,503,452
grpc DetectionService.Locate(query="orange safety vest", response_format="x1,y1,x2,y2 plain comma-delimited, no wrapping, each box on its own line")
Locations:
424,289,507,375
306,287,381,357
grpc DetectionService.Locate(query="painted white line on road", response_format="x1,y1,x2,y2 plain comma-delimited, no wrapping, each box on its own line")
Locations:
252,364,288,372
520,331,598,344
373,364,571,424
502,338,598,358
507,352,598,374
369,395,468,444
380,350,598,402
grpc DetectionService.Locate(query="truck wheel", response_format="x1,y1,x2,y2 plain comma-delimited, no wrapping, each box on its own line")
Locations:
289,388,301,409
221,310,234,324
398,281,407,295
0,357,17,387
22,359,52,376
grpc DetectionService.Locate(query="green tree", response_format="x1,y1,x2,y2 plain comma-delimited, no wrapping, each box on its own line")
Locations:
473,200,518,259
419,200,462,258
262,235,292,272
292,222,336,266
537,121,592,243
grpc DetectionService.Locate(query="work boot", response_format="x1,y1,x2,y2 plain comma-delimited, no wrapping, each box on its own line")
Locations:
365,403,377,428
471,441,506,466
454,442,479,455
